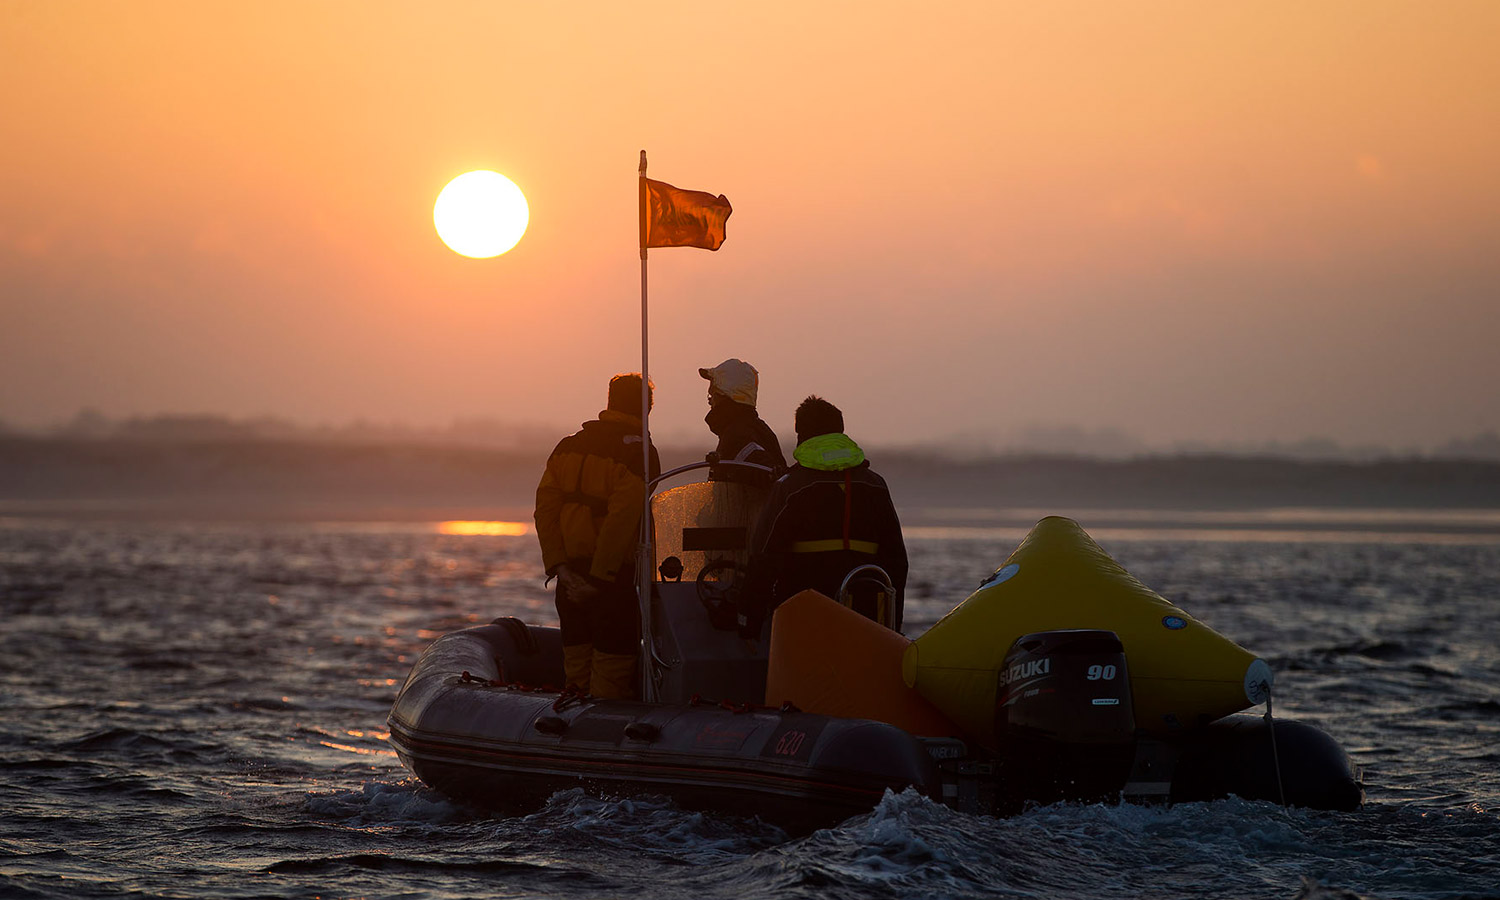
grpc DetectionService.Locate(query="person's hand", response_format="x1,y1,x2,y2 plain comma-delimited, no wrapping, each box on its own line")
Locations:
557,565,601,605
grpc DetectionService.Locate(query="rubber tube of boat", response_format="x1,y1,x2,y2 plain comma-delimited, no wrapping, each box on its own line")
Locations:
995,630,1137,807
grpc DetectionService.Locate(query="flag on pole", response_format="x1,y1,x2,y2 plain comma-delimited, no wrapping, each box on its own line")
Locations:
633,152,729,702
641,178,732,250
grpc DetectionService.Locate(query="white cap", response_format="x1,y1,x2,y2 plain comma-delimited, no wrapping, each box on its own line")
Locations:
698,358,759,406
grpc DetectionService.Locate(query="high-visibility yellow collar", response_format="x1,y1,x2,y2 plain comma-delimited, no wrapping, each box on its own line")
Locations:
793,433,865,471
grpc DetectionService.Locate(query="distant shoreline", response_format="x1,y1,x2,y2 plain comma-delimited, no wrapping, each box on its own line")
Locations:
4,435,1500,526
7,503,1500,545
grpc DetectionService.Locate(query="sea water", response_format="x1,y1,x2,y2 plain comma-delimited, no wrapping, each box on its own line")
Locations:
2,515,1498,899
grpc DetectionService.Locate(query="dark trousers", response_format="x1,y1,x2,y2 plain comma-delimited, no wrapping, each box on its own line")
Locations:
554,563,642,655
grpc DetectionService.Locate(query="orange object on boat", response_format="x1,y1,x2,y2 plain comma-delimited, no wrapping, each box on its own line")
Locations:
764,590,962,738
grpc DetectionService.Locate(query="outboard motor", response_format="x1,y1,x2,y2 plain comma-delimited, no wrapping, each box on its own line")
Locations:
995,629,1136,808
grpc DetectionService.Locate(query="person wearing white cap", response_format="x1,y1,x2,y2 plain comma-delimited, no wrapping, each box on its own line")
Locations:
698,358,786,486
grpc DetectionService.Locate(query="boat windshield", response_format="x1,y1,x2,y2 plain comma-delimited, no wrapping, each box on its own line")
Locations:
649,461,771,584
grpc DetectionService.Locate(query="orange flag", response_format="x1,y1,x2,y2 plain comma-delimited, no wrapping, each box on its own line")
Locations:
641,178,732,250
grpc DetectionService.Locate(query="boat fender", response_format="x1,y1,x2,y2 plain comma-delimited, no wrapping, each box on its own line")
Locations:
534,715,568,735
1168,715,1362,810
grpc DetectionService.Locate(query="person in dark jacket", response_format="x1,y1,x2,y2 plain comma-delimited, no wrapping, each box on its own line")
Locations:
534,373,661,699
738,395,907,634
699,358,786,486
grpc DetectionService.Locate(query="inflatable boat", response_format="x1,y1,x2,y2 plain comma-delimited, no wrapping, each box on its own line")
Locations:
388,465,1362,830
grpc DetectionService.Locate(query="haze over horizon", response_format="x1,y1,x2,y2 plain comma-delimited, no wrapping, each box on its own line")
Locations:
9,408,1500,463
4,2,1498,453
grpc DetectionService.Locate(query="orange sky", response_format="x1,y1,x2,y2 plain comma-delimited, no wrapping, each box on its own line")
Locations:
3,1,1498,452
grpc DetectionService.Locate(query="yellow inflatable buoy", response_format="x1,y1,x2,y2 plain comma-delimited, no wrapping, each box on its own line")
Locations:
902,517,1271,744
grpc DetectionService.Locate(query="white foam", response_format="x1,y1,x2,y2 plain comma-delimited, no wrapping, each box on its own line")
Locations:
304,779,467,827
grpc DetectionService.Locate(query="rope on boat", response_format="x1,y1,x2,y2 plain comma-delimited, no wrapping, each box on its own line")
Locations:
553,686,589,711
459,670,560,692
1262,680,1289,809
686,693,799,714
458,677,800,715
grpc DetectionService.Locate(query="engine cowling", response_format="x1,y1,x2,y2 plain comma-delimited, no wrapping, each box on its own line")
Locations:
996,629,1136,807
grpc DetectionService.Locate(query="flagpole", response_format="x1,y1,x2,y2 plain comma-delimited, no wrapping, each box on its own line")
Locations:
637,150,656,702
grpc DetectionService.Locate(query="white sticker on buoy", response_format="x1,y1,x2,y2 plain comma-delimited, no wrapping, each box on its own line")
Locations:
1244,658,1274,704
982,563,1020,588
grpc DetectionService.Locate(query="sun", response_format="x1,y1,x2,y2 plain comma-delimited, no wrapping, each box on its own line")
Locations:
433,170,529,258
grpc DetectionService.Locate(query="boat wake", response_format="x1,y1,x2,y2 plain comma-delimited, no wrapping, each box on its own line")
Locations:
309,781,1406,900
516,789,790,859
305,780,473,827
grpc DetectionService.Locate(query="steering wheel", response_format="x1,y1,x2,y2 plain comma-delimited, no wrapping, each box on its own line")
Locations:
695,557,741,627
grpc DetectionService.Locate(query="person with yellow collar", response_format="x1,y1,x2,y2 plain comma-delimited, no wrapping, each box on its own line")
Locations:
533,373,661,698
738,395,907,635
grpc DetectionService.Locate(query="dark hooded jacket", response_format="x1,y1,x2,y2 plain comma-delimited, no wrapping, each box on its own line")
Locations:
534,409,661,583
739,433,906,632
705,399,786,486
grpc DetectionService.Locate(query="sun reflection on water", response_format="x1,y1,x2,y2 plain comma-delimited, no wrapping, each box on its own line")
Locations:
437,520,530,537
319,740,398,758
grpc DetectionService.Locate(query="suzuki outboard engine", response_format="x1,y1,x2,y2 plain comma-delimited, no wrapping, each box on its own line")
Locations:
995,629,1136,808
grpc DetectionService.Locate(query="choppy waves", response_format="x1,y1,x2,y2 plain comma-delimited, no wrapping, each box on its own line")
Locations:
3,519,1500,899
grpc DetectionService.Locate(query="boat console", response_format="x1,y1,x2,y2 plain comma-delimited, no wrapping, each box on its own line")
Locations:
646,464,773,705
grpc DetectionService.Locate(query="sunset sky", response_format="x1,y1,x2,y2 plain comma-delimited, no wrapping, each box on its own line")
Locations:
3,2,1497,453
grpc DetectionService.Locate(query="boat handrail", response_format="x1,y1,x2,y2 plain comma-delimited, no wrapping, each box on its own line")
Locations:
837,564,895,601
648,459,773,494
837,564,898,628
